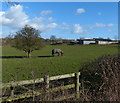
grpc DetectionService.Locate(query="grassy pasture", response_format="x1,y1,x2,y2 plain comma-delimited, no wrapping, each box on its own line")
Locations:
1,44,118,83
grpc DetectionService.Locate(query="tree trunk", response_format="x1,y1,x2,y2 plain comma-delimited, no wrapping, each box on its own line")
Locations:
27,50,31,58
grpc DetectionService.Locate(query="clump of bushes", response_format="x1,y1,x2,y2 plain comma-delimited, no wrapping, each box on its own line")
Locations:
79,54,120,101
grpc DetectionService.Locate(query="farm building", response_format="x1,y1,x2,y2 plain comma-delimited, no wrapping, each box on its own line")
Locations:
77,39,96,44
55,39,75,44
77,38,118,45
94,38,118,44
50,39,75,45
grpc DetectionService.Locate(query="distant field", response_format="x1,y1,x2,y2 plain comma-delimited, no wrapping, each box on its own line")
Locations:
1,44,118,83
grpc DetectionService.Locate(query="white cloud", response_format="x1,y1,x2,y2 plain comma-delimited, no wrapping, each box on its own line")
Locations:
24,20,58,32
0,5,28,29
89,23,115,29
40,10,52,16
29,17,45,24
89,23,106,29
60,22,69,30
76,8,85,14
0,5,58,34
48,17,55,21
108,23,114,27
46,23,58,30
0,12,12,25
94,23,106,28
73,24,83,34
72,24,88,34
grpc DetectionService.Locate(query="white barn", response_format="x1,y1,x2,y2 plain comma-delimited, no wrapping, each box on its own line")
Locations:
77,38,117,45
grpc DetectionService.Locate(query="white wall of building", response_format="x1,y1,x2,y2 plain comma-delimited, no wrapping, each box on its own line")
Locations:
98,41,117,44
83,41,96,44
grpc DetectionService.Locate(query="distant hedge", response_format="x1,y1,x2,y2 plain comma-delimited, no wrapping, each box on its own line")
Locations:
79,54,120,101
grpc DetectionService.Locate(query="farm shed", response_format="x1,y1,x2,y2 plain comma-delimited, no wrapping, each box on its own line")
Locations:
77,39,96,44
77,38,117,45
94,38,116,44
96,41,113,44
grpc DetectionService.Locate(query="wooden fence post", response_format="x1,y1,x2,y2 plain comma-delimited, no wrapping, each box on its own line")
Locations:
32,79,36,102
44,75,50,100
75,72,80,99
10,85,14,97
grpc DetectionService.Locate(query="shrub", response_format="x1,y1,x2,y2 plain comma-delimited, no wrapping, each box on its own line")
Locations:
79,54,120,101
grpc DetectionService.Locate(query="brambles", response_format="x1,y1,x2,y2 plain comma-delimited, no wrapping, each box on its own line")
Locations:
80,54,120,101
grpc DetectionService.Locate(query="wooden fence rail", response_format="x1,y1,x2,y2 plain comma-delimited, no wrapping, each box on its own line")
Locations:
2,72,80,102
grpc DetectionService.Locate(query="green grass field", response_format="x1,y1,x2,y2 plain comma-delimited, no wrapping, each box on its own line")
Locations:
1,44,118,83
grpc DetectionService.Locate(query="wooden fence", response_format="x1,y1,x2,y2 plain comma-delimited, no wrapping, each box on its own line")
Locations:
1,72,81,102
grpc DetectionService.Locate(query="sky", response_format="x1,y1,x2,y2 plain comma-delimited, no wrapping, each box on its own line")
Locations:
0,2,118,40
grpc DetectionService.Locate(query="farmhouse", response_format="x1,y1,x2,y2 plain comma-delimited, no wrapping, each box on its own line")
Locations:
77,38,118,45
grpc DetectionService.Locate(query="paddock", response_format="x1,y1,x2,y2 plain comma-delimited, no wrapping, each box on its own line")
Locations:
1,44,118,83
